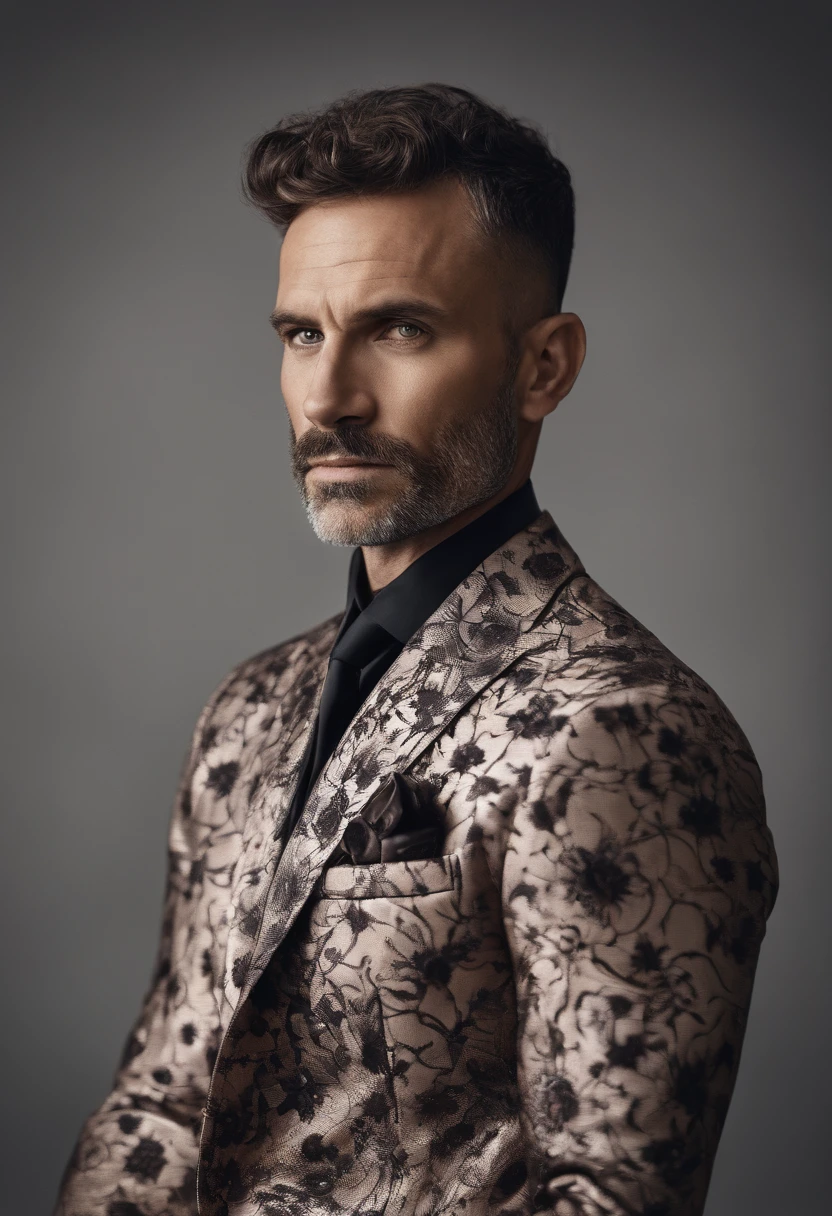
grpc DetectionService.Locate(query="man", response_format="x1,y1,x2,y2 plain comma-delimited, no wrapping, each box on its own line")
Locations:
55,84,778,1216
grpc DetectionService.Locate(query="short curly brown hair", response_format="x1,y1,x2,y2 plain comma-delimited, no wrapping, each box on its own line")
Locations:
243,83,575,315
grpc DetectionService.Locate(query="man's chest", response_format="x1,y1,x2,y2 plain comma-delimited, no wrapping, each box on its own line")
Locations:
197,648,569,977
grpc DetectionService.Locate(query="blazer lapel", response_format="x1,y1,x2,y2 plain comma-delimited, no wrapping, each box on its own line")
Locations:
218,615,339,1024
227,510,586,1013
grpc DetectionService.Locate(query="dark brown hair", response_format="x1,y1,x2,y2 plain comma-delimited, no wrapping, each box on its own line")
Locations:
243,83,575,314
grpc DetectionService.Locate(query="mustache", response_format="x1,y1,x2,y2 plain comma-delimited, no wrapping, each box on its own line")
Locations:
291,426,419,477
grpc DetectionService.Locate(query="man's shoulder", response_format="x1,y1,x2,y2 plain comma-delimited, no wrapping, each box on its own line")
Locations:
199,611,343,728
509,568,776,915
523,569,759,762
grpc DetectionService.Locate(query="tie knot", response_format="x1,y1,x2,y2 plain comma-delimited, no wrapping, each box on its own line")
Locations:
331,614,397,670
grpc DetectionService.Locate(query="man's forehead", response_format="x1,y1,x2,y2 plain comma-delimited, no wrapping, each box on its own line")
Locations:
280,245,434,283
278,184,487,289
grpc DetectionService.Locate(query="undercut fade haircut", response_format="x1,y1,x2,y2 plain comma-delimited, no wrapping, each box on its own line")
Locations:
243,83,575,316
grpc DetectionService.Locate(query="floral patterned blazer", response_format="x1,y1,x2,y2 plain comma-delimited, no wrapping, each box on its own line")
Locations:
54,510,778,1216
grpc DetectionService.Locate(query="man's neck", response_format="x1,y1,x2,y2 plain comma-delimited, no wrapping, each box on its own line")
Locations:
361,468,533,592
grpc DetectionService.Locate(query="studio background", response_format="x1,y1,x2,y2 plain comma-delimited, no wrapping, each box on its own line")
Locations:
2,2,828,1213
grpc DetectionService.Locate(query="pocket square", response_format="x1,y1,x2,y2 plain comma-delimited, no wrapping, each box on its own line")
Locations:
330,772,445,866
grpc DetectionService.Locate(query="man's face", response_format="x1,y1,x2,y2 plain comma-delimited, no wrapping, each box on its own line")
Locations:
273,179,523,546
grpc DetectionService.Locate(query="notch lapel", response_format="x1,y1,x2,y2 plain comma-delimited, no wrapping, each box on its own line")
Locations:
216,616,339,1025
226,511,586,1012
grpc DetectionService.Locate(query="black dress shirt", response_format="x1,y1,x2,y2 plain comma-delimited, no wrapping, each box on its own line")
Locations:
284,479,541,833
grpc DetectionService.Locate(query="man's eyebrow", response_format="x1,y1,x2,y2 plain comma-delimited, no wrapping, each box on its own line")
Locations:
351,298,449,325
269,308,314,331
268,298,449,331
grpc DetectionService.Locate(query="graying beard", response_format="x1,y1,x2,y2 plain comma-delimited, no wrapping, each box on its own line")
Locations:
301,369,519,547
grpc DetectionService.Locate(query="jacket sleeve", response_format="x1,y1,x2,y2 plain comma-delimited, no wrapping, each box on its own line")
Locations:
53,673,236,1216
501,688,778,1216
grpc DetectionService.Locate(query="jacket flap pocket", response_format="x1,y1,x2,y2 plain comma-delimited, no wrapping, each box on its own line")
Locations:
318,852,459,899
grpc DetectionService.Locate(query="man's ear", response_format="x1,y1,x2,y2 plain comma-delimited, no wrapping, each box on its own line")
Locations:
517,313,586,423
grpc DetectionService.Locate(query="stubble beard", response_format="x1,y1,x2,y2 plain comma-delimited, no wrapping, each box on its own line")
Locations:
290,364,521,547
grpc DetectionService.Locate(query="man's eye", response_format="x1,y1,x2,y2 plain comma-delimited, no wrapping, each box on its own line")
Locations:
389,323,423,339
289,329,322,346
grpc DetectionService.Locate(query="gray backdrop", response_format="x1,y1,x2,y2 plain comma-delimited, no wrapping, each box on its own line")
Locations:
2,2,828,1212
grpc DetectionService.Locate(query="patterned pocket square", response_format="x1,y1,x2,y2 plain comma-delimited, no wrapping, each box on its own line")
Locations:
330,771,445,866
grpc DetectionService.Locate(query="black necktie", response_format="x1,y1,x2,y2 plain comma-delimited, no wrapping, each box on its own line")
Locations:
310,615,398,783
284,611,399,834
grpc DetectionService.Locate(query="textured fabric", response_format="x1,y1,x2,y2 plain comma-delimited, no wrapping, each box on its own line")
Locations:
54,510,778,1216
285,480,541,834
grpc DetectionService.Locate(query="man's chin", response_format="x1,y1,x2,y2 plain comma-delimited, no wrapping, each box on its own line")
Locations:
303,485,456,547
304,495,399,547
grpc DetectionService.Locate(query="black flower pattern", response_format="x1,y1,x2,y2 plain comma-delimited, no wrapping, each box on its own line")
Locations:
124,1138,166,1183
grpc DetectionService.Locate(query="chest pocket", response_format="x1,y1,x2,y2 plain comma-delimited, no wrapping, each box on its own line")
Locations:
316,850,460,899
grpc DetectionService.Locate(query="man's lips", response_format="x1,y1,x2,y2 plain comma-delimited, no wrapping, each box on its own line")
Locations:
306,459,393,478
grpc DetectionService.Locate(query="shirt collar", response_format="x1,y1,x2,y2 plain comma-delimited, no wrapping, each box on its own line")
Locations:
343,479,541,648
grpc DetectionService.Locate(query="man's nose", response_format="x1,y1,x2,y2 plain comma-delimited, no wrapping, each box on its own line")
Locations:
301,341,376,428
